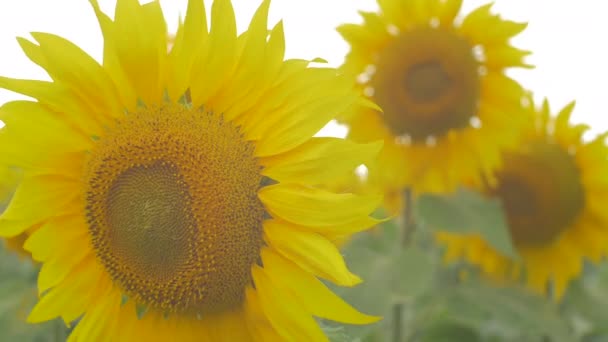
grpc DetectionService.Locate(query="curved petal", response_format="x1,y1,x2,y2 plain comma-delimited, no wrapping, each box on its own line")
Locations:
226,20,285,122
167,0,208,101
28,256,109,324
264,219,361,286
261,137,382,184
245,288,284,341
113,0,167,106
253,73,360,156
26,32,123,123
37,235,92,295
211,0,272,118
67,289,122,342
259,183,381,227
437,0,463,27
190,0,238,107
0,101,92,170
24,215,89,262
0,175,80,237
252,263,328,341
261,248,380,324
205,308,253,342
460,4,527,46
89,0,137,110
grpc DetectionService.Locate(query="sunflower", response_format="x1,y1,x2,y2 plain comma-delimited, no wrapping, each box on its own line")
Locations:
337,0,531,197
437,98,608,299
0,0,383,340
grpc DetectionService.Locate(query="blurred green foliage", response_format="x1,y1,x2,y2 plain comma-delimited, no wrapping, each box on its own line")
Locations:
417,188,517,259
0,244,66,341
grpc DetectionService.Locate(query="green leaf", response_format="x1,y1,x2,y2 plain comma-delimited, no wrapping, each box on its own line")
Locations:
562,263,608,338
320,323,352,342
390,248,435,300
582,333,608,342
416,320,482,342
326,218,436,341
416,188,518,259
409,279,575,342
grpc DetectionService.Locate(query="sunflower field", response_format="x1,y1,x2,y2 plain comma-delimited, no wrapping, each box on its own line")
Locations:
1,0,607,341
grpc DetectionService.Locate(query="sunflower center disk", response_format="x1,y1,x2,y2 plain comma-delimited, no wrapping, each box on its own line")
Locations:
84,105,265,315
490,142,585,246
404,62,452,102
371,28,480,141
105,161,196,281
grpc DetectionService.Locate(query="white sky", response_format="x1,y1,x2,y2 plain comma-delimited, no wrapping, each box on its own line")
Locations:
0,0,606,136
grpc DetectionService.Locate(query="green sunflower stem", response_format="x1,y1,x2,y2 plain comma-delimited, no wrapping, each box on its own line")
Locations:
401,187,415,247
393,187,415,342
392,302,403,342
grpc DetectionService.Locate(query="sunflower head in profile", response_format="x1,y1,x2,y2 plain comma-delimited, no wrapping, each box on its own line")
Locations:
437,97,608,299
338,0,532,199
0,0,384,340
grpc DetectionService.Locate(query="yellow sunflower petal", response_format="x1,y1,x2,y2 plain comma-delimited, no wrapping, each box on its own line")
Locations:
227,20,286,122
437,0,463,26
259,183,381,227
261,248,380,324
111,0,167,105
554,101,576,137
480,72,524,108
262,138,382,184
214,0,270,115
0,78,103,137
409,0,436,25
484,45,533,70
37,236,91,294
358,11,389,39
460,4,527,45
26,32,122,122
67,289,122,342
264,219,361,286
190,0,237,107
205,308,253,342
0,101,92,158
377,0,407,27
0,175,79,237
550,246,582,299
89,0,137,110
167,0,207,101
28,256,107,324
253,72,360,156
245,288,284,341
24,215,88,262
252,263,329,342
337,23,383,52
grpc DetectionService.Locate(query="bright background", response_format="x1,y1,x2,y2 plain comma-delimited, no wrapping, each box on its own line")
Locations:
1,0,606,136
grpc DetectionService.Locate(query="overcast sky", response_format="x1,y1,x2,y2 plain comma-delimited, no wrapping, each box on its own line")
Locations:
1,0,606,136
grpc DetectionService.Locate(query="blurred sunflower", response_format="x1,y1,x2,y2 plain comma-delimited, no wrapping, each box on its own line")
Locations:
437,98,608,299
0,0,383,340
338,0,531,198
